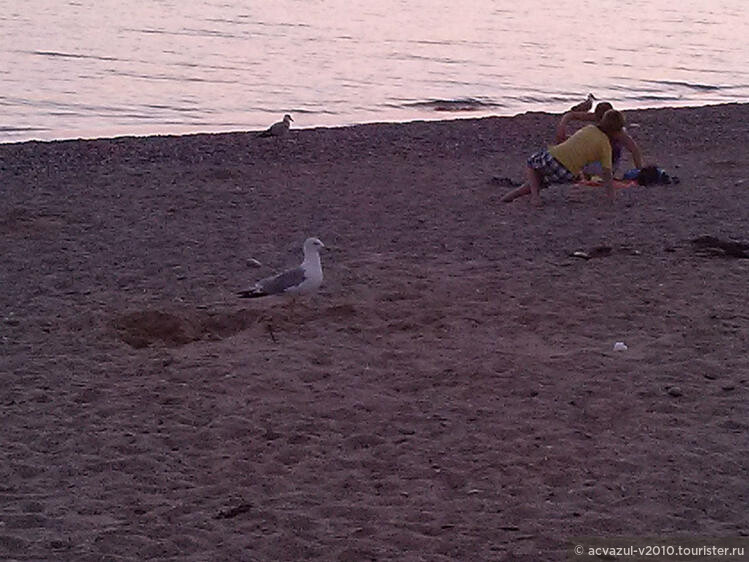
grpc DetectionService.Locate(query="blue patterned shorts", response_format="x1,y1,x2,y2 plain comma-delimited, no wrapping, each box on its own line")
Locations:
527,150,576,186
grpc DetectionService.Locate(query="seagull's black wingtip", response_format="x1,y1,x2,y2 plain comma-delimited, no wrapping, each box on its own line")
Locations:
238,290,267,299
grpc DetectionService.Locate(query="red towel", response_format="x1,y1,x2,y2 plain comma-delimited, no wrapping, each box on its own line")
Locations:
576,178,638,189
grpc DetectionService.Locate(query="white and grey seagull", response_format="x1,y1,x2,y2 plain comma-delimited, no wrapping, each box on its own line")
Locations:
238,237,325,299
258,114,293,137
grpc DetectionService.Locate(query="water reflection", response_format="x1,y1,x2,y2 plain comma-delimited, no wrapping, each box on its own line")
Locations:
0,0,746,141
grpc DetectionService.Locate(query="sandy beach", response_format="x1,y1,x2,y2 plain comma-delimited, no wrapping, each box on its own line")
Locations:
1,103,747,560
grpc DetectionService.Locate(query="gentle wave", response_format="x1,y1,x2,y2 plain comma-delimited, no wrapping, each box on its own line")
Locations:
0,126,50,133
2,0,747,142
401,98,506,112
29,50,120,62
645,79,722,91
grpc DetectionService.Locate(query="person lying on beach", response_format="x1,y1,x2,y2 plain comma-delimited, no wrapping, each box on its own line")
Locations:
500,109,626,206
556,101,643,176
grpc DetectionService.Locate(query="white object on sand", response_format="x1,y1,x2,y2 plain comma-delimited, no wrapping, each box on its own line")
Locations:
258,114,293,137
238,237,325,298
613,341,628,351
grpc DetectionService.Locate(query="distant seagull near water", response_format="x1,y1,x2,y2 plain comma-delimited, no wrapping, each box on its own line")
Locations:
569,93,596,112
238,237,325,298
258,114,293,137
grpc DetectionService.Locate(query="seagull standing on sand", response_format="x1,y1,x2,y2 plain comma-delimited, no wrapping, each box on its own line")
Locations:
258,114,293,137
238,237,325,298
569,93,596,112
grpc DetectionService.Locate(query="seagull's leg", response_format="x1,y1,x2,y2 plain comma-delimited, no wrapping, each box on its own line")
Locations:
266,322,277,343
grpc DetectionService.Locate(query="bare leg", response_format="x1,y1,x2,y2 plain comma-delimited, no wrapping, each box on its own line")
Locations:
500,182,530,203
527,166,544,206
501,166,545,205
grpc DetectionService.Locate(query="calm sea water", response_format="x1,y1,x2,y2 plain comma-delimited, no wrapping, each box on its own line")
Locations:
1,0,747,142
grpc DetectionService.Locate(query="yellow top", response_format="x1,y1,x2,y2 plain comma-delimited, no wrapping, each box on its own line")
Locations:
548,125,612,174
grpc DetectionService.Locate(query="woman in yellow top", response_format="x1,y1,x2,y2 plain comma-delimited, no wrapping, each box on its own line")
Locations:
501,109,625,206
556,101,643,177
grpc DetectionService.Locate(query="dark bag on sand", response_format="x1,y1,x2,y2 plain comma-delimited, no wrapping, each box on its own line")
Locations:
624,165,680,186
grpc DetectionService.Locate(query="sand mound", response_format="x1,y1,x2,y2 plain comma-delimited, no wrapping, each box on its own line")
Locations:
114,309,263,348
112,303,358,348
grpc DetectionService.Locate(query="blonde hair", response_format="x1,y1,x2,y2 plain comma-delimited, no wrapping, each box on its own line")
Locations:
598,109,625,134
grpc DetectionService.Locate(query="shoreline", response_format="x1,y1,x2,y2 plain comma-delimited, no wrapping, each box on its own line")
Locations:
3,100,746,146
